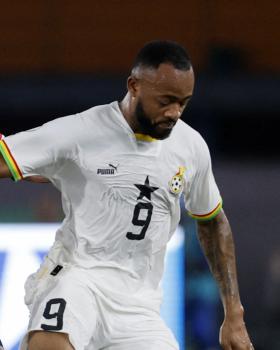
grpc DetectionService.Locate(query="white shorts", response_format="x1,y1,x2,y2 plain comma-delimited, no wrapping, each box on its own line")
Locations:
20,259,179,350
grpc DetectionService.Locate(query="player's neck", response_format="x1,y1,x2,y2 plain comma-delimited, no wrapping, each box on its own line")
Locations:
119,94,139,133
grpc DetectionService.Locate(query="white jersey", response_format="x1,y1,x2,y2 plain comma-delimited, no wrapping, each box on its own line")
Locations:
0,101,221,310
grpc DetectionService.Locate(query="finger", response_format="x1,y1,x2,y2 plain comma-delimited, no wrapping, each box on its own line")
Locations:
243,338,254,350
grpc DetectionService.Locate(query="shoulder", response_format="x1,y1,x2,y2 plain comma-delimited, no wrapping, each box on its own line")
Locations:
169,119,209,154
165,120,212,173
37,102,114,141
42,113,83,132
45,102,114,128
78,102,116,123
76,102,118,135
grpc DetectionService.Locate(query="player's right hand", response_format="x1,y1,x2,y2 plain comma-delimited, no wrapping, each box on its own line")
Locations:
219,314,254,350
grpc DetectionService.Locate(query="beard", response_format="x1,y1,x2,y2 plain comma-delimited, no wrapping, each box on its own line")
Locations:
134,100,175,140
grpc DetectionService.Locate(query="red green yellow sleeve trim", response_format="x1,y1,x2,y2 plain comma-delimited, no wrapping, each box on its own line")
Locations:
188,200,223,221
0,140,23,181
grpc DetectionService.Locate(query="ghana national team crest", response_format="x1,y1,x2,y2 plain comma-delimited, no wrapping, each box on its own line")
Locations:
168,166,186,194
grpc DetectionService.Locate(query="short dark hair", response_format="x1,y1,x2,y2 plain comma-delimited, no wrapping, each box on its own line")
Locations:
132,40,192,71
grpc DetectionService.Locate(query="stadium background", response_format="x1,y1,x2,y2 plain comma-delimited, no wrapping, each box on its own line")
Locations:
0,1,280,349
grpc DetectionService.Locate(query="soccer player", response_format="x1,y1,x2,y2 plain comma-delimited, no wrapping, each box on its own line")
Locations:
0,41,253,350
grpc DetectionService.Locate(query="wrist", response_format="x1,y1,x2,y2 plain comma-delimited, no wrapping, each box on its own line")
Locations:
223,299,244,320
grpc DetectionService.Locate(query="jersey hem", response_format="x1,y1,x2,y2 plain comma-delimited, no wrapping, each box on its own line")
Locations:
188,199,223,221
0,140,23,181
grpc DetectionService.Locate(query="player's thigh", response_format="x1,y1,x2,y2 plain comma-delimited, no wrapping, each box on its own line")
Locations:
105,339,178,350
28,331,74,350
103,309,179,350
26,267,98,350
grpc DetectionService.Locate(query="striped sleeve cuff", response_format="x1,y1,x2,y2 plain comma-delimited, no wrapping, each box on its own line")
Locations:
188,200,223,221
0,140,23,181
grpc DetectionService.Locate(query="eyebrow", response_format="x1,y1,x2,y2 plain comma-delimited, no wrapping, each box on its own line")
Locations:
160,94,193,102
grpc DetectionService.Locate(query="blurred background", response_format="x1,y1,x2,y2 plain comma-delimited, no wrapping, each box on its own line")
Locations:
0,0,280,349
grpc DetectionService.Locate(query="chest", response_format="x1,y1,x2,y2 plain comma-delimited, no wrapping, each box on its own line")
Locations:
77,139,195,208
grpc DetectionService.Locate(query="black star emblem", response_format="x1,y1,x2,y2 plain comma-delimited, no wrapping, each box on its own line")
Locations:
134,176,159,200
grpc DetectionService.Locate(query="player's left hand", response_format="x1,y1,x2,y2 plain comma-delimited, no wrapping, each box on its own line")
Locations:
219,311,254,350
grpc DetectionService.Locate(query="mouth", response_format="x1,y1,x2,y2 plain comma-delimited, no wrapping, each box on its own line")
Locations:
157,121,176,130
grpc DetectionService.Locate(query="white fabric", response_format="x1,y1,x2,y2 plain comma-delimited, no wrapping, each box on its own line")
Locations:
5,101,221,311
20,258,178,350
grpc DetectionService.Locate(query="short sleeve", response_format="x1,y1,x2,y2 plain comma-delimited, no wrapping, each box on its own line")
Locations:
184,136,222,221
0,115,79,181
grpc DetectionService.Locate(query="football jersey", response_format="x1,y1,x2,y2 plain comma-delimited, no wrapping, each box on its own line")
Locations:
0,102,222,310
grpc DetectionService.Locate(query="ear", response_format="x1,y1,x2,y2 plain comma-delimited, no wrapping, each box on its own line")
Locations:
127,76,139,98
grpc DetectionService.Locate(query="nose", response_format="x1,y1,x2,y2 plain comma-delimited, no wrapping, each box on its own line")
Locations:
164,103,182,121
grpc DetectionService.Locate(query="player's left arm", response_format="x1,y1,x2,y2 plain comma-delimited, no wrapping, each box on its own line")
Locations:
197,209,254,350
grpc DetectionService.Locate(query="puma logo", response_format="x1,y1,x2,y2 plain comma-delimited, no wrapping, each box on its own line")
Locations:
97,163,119,175
108,163,119,172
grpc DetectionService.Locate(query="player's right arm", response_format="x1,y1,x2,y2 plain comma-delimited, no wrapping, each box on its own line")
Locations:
0,115,80,182
0,152,11,178
0,134,11,178
0,143,49,182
